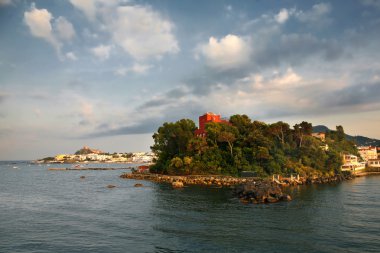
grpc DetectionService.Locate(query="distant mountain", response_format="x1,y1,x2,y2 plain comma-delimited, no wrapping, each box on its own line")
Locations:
74,146,104,155
312,125,330,133
312,125,380,146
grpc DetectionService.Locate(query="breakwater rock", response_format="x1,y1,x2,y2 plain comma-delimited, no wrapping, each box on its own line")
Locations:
234,181,292,204
120,172,260,188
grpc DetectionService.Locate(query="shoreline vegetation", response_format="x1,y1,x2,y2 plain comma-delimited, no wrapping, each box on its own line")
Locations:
150,114,358,179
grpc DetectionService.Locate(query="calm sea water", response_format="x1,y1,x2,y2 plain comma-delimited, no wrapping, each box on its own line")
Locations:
0,161,379,253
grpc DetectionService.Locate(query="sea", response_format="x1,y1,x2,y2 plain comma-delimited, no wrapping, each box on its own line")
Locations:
0,161,379,253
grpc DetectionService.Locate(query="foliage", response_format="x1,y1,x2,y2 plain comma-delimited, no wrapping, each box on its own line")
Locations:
151,114,357,177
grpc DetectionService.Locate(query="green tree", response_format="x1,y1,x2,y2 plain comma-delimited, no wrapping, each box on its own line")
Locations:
336,125,345,142
218,131,236,158
269,121,290,145
151,119,196,173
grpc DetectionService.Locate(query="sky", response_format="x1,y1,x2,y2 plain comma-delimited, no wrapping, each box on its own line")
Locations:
1,0,380,160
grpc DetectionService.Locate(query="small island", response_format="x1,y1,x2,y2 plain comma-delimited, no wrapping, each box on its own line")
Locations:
122,112,380,203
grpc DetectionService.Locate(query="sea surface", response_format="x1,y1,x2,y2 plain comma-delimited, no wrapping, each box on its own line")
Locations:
0,161,379,253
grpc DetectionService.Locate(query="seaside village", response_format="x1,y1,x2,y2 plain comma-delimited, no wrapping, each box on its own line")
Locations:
37,146,156,164
310,132,380,173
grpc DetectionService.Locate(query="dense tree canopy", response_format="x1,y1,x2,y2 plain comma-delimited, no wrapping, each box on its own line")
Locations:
150,115,358,177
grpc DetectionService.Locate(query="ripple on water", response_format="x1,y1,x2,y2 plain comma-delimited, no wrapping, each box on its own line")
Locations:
1,164,380,253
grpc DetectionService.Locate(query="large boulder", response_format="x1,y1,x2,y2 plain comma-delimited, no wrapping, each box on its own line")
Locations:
234,181,291,204
172,181,184,188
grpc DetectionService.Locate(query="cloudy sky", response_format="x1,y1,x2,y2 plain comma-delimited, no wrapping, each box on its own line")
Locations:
1,0,380,160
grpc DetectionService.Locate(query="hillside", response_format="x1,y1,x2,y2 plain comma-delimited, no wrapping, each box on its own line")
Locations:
313,125,380,146
74,146,104,155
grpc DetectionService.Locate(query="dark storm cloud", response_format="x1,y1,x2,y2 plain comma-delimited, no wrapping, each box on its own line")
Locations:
138,86,189,110
86,102,207,137
326,81,380,107
255,33,344,67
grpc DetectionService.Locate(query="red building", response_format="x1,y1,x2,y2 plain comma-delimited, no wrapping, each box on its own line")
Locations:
194,112,229,137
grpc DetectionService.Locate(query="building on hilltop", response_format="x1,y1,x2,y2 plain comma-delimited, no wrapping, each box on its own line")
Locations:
312,132,326,142
194,112,229,137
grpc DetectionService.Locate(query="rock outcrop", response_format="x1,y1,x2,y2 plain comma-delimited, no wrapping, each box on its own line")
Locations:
234,181,292,204
120,172,258,187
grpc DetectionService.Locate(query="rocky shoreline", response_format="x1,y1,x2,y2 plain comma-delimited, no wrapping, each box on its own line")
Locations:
120,173,260,187
120,171,357,204
120,171,354,187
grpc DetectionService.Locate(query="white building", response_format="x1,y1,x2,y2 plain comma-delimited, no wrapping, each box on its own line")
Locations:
358,146,377,161
341,154,365,173
368,159,380,168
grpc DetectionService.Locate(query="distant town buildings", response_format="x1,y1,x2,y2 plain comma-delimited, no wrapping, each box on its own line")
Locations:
194,112,229,137
37,150,156,164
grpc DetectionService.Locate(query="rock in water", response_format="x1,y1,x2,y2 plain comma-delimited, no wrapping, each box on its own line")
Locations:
172,181,184,188
234,181,291,204
107,184,116,188
134,183,143,187
80,176,85,179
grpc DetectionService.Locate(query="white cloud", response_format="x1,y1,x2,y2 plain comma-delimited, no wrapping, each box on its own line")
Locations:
115,63,152,76
275,9,289,24
66,52,78,61
91,44,111,60
24,3,59,50
110,5,179,60
267,68,302,88
131,63,152,74
55,16,75,41
197,34,251,70
24,3,77,60
70,1,179,60
69,0,97,21
239,68,303,92
296,3,331,23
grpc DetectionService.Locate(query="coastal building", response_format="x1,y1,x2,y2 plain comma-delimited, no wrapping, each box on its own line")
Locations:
341,154,366,173
194,112,229,137
368,159,380,168
312,132,326,142
357,146,377,161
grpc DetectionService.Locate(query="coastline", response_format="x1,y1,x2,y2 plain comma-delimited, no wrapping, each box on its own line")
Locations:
355,171,380,177
120,171,357,187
